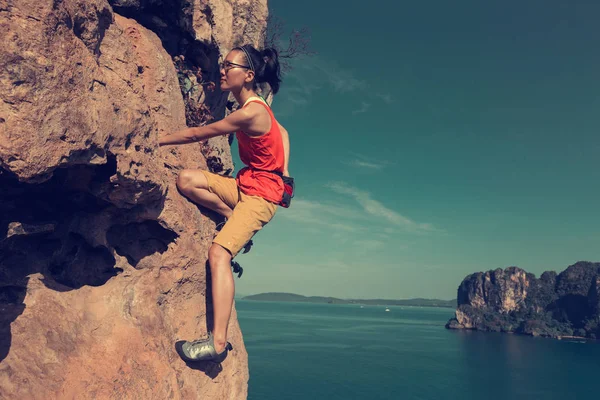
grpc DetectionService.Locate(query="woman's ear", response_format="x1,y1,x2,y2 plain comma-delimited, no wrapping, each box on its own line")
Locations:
245,70,255,84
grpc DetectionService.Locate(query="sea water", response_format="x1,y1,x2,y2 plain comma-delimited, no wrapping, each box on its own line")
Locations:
236,300,600,400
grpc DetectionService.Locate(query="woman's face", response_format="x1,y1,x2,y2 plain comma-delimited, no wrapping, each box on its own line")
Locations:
219,50,253,92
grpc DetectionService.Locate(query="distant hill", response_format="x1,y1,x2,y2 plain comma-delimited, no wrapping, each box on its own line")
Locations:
243,292,352,304
242,292,457,308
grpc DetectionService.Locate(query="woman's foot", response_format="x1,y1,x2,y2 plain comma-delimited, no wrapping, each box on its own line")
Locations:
175,332,233,363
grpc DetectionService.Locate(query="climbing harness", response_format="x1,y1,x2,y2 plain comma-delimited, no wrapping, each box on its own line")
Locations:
252,168,295,208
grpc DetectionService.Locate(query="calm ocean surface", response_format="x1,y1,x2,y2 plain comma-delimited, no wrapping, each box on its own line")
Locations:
236,300,600,400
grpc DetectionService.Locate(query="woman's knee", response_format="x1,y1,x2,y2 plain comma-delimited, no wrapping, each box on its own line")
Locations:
176,169,206,193
208,243,232,269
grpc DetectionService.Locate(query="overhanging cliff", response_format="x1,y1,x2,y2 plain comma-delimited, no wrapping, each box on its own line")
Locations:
0,0,267,398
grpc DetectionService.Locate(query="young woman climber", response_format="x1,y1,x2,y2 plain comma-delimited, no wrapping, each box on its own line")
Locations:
159,44,291,363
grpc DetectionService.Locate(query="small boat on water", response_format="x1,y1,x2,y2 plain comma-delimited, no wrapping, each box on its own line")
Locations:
385,308,390,312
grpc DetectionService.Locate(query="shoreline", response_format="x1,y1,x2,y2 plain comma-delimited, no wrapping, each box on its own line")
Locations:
448,325,597,342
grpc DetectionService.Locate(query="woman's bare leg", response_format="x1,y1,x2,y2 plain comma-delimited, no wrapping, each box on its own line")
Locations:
208,243,234,353
177,169,235,353
176,169,233,218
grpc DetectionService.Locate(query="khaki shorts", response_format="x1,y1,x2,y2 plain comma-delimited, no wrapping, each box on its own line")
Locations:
202,170,277,257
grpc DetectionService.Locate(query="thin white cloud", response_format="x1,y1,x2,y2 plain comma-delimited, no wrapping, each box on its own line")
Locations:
279,55,398,117
286,83,320,100
286,95,309,106
325,182,438,233
278,198,362,232
344,151,394,171
282,98,306,107
323,69,366,93
352,102,370,115
348,160,384,169
279,83,321,112
287,198,364,220
297,55,367,93
376,93,393,104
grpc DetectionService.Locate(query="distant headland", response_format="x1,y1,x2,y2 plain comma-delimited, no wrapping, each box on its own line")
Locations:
446,261,600,340
242,292,457,308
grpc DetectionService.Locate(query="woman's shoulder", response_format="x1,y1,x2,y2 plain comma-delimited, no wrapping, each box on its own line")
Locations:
237,97,274,136
243,99,272,120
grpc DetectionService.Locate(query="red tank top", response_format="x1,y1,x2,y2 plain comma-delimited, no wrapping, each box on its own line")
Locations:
235,98,285,203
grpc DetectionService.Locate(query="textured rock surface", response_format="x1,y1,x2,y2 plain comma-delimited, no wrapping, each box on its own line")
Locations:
446,262,600,340
108,0,270,178
108,0,268,54
0,0,268,398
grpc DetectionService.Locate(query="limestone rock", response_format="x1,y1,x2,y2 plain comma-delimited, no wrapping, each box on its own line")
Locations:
107,0,268,54
0,0,268,398
446,261,600,340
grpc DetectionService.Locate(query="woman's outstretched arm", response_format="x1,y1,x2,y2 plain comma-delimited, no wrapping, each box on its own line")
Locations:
159,107,254,146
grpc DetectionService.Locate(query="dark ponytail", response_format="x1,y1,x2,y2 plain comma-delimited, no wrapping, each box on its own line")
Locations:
259,48,282,94
235,44,282,94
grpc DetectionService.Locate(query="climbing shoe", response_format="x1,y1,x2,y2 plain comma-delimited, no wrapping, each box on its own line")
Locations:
175,332,233,363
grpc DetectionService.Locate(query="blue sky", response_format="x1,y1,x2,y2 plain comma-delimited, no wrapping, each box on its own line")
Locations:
232,0,600,299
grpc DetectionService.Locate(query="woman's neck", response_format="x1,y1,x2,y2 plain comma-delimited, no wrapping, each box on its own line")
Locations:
233,87,258,107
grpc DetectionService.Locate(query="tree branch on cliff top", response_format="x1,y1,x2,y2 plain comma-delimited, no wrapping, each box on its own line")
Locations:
263,15,316,72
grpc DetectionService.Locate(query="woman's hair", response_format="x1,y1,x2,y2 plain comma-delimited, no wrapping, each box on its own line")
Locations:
234,44,282,95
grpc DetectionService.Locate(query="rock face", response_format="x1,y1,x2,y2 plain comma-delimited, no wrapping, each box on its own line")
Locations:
110,0,268,53
0,0,267,398
446,262,600,340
